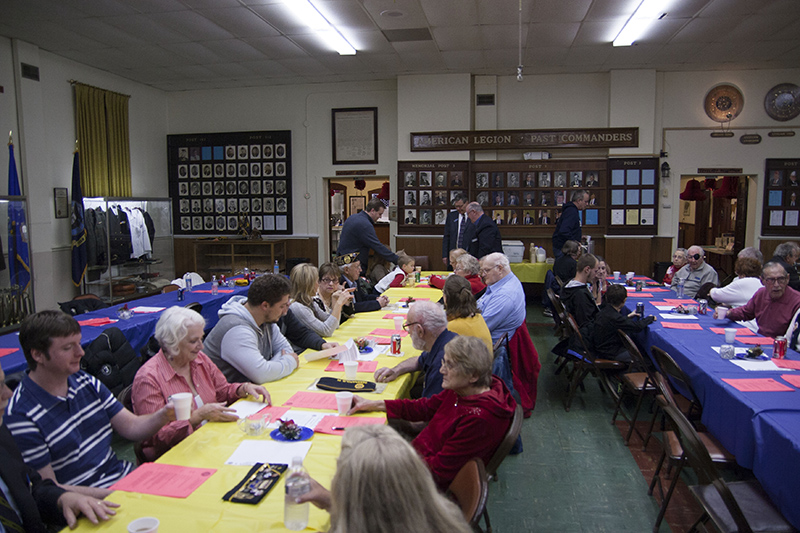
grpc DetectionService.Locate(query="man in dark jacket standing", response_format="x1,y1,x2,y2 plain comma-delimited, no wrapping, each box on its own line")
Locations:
441,193,474,269
552,190,589,259
337,198,398,276
465,202,503,259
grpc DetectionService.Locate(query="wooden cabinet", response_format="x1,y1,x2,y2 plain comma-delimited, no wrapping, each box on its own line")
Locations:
190,240,287,280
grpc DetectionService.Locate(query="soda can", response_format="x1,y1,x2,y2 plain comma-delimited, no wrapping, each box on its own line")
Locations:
774,336,788,359
698,299,708,315
391,334,402,355
635,280,645,292
177,287,185,301
636,302,644,317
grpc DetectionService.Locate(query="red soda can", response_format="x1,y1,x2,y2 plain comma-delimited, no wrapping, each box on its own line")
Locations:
220,274,226,284
774,336,787,359
391,334,402,355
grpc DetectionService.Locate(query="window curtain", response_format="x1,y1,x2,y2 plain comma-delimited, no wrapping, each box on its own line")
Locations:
74,83,131,197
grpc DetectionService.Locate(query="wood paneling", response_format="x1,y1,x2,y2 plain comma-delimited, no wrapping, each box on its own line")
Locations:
286,238,320,265
173,237,319,277
604,236,672,278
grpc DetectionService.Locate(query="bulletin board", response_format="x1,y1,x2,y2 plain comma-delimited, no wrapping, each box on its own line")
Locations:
762,158,800,236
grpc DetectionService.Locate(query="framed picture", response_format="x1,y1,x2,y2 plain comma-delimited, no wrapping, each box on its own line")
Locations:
350,195,366,216
332,107,378,164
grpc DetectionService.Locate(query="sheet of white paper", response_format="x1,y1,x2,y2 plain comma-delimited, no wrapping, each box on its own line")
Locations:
654,305,674,311
711,347,749,356
336,339,360,362
659,313,699,320
729,359,781,371
356,349,378,361
132,306,166,313
230,400,269,419
225,440,312,466
280,409,327,430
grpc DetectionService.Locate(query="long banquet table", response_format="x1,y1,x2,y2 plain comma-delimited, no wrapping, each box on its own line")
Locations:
633,283,800,529
69,282,444,532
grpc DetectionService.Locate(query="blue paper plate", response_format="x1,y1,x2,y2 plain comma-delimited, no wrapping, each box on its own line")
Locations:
734,352,770,361
358,346,373,354
270,426,314,442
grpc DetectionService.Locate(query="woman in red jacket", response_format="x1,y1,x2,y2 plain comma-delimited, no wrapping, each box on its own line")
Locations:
348,335,516,489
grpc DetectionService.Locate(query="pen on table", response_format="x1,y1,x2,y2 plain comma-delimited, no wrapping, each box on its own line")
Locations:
332,426,346,430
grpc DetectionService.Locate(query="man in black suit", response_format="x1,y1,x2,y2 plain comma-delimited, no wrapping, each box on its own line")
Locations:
466,202,503,259
0,367,118,532
441,193,474,269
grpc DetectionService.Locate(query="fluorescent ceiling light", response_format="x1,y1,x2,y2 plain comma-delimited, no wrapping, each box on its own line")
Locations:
282,0,356,55
613,0,670,47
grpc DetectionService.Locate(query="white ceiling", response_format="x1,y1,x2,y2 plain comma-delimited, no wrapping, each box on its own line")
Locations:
2,0,799,92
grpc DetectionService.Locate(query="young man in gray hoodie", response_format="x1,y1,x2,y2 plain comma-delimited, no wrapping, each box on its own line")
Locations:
204,274,299,383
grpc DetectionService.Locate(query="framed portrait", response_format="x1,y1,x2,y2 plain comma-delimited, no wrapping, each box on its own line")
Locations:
350,195,366,216
332,107,378,164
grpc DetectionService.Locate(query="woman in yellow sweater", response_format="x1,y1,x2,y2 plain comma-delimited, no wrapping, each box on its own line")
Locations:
442,275,493,353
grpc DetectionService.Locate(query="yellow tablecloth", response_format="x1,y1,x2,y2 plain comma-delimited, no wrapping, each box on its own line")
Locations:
509,261,553,283
72,287,441,532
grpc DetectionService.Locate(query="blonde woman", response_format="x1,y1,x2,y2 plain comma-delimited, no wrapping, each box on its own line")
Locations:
442,275,493,353
298,425,472,533
289,263,352,337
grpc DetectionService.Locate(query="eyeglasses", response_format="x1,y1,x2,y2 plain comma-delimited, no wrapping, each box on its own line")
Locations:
764,277,788,285
479,265,498,275
320,277,337,284
440,358,456,371
402,322,420,332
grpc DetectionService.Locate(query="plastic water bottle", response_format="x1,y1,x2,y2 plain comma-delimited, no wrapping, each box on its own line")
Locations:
183,272,192,291
284,456,311,530
211,275,218,295
677,278,685,298
274,260,280,275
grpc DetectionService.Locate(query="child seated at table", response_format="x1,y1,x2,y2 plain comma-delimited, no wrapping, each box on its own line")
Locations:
592,284,655,363
374,255,415,293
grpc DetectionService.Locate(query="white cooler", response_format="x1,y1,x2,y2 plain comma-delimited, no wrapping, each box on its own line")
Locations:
502,240,524,263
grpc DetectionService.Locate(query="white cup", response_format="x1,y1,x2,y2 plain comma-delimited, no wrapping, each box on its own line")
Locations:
343,361,358,380
393,316,404,330
724,328,737,344
335,391,353,416
128,517,159,533
170,392,193,421
716,306,728,319
626,271,635,280
613,271,620,280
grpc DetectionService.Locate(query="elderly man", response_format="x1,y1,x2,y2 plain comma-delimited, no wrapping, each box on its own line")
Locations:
204,274,299,384
337,198,398,275
720,262,800,338
373,301,457,398
670,245,719,298
465,202,503,259
477,253,526,342
441,193,474,268
769,242,800,291
552,189,589,259
5,311,175,499
738,246,764,264
336,252,389,313
561,253,601,327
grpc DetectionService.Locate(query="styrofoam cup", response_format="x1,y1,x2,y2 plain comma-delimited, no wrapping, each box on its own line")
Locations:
626,271,635,280
613,271,620,280
343,361,358,380
724,328,737,344
170,392,193,421
393,316,403,330
717,306,728,319
128,517,159,533
335,392,353,416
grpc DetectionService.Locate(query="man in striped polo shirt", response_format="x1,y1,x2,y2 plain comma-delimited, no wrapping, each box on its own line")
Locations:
5,311,174,499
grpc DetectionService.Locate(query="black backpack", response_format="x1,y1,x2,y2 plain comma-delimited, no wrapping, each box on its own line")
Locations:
80,327,141,396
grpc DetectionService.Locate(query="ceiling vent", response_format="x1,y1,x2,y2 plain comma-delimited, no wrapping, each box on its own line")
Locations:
21,63,40,81
476,94,495,106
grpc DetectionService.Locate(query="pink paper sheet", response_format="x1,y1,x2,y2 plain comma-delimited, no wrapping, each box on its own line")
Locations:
364,335,392,345
721,378,794,392
398,297,430,302
780,375,800,388
314,415,386,435
626,293,654,298
370,328,408,337
646,288,670,292
324,360,378,373
192,289,234,293
710,327,754,335
110,463,216,498
0,348,19,358
664,299,698,305
382,314,407,319
282,391,339,410
77,317,118,327
250,405,289,421
414,284,432,288
735,336,774,345
661,322,704,330
773,359,800,370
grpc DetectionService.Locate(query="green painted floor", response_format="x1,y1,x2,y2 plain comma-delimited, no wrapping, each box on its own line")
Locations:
485,304,669,532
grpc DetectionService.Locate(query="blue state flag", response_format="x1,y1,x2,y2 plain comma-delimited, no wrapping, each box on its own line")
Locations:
7,143,31,291
71,150,87,286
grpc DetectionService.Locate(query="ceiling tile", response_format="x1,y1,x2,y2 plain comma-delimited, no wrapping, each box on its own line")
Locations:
249,4,307,33
477,0,533,25
719,15,797,43
64,17,147,48
699,0,766,18
421,0,478,27
203,62,254,77
179,0,242,7
531,0,592,22
669,17,731,43
150,11,235,41
102,14,191,44
243,36,310,58
563,44,612,65
481,25,528,49
650,42,709,64
360,0,430,30
343,30,395,54
54,0,138,17
237,59,295,76
278,57,336,76
585,0,641,20
114,0,187,14
440,50,485,70
432,25,483,51
161,42,227,64
312,0,377,32
197,7,281,38
357,53,407,73
525,22,580,48
201,39,266,62
573,18,628,45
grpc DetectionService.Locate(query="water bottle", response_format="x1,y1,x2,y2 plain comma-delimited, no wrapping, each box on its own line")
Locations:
284,456,311,530
211,275,218,295
243,267,249,281
184,272,193,291
677,278,685,298
274,260,280,275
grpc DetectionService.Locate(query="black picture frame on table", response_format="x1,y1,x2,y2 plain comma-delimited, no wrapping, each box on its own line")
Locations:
332,107,378,165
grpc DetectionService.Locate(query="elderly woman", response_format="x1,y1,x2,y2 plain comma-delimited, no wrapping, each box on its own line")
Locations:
442,275,492,353
709,257,763,308
298,426,471,533
663,248,688,285
290,263,352,337
132,307,269,461
348,336,516,489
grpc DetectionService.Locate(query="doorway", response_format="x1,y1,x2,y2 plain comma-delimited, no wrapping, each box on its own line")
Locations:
324,177,390,263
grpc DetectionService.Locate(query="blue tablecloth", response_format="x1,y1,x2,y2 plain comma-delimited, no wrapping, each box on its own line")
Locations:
637,289,800,529
0,282,249,375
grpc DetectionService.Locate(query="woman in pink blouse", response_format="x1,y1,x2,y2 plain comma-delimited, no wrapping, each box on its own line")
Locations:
132,307,269,461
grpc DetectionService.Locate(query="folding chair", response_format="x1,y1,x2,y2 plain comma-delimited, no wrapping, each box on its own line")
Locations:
611,330,658,446
117,384,148,465
447,458,489,533
546,288,570,373
485,403,523,482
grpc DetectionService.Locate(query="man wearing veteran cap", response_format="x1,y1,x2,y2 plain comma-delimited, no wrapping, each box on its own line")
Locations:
336,252,389,313
337,198,399,276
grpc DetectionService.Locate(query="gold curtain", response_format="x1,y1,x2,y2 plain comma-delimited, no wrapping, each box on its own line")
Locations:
74,83,131,197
